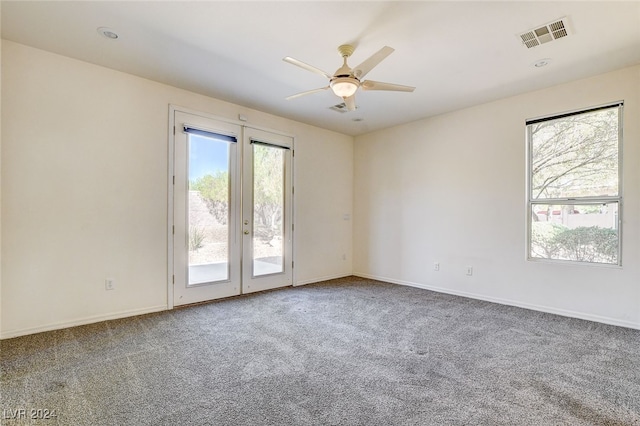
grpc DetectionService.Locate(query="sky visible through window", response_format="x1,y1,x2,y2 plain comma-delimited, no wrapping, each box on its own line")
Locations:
188,134,229,181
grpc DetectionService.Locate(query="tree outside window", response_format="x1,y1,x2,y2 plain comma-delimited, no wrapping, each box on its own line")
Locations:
527,103,622,265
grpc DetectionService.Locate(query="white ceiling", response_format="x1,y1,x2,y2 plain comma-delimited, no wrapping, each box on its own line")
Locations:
2,1,639,136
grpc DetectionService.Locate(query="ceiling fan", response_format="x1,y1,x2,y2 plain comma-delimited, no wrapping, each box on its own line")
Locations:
283,44,415,111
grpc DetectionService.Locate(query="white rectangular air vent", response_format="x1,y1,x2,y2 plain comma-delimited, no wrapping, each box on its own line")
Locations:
519,17,570,49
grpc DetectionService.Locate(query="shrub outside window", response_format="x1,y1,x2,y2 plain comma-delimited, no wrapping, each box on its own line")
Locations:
527,102,622,265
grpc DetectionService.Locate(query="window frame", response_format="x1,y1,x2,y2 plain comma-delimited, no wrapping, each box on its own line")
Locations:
526,101,623,266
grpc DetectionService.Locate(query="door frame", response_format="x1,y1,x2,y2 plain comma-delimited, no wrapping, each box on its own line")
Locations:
167,105,296,309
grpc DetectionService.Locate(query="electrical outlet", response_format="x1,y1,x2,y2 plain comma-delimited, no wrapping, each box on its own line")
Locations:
466,266,473,276
434,262,440,271
105,279,115,291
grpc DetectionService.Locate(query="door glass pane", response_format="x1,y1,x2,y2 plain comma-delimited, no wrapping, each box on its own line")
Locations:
252,144,285,276
188,134,230,284
530,202,619,264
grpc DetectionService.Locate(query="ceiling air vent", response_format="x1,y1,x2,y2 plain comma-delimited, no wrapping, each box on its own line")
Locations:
519,17,570,49
329,103,353,113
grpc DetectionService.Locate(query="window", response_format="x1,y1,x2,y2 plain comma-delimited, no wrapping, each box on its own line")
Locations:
526,102,622,265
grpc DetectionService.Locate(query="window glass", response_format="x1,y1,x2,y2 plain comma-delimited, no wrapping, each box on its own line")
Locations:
527,104,622,265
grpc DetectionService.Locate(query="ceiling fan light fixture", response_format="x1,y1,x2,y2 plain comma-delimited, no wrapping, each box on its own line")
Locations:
330,77,359,98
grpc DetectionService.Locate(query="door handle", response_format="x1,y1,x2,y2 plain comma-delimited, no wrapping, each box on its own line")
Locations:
244,230,250,235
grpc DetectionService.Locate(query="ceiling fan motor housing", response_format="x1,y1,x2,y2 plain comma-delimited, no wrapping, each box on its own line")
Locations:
337,44,355,58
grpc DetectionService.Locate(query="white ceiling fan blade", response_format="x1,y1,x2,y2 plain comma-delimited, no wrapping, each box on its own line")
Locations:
283,57,332,79
361,80,415,92
285,86,330,100
343,94,356,111
352,46,394,79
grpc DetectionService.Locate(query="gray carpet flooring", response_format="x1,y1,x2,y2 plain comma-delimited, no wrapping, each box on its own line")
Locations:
1,276,639,425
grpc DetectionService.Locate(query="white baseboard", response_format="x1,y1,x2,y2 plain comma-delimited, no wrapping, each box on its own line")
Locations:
7,273,636,338
0,305,168,340
2,273,351,339
354,272,640,331
295,273,353,286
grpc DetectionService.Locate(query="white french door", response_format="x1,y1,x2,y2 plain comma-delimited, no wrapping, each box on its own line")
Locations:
171,109,292,306
172,111,242,305
242,127,293,294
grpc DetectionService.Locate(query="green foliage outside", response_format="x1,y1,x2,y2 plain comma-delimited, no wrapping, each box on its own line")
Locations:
188,226,205,251
189,145,284,243
252,145,284,242
190,171,229,225
553,226,618,264
530,222,566,259
531,223,618,264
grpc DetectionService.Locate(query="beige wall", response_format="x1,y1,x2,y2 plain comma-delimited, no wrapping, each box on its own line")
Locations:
3,38,638,338
354,65,640,329
1,40,353,338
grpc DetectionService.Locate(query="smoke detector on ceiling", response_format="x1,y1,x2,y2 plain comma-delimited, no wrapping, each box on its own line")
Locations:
519,17,571,49
97,27,119,40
